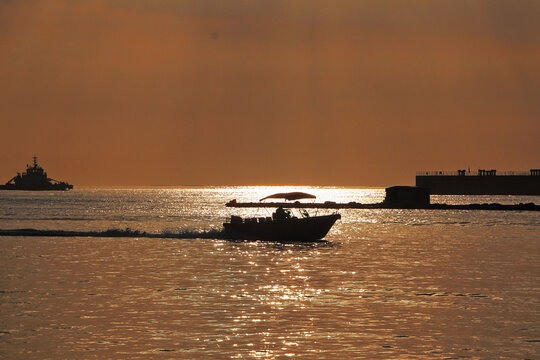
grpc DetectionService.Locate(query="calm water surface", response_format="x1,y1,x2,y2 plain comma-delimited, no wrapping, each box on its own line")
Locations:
0,187,539,359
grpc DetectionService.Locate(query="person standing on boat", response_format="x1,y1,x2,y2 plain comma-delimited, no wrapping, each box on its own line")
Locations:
274,207,291,220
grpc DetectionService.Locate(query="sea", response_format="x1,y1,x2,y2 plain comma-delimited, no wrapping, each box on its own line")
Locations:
0,187,538,359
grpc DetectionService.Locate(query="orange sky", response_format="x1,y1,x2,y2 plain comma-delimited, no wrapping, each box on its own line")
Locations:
1,0,539,186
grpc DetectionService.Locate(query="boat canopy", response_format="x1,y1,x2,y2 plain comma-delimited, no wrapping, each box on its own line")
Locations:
259,192,316,202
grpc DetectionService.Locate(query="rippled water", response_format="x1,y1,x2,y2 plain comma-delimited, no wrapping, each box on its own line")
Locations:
1,188,539,359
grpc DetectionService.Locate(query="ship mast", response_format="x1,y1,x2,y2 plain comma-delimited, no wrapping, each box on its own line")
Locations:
33,155,38,168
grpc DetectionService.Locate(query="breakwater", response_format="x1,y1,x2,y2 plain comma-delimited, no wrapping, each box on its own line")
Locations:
226,201,539,211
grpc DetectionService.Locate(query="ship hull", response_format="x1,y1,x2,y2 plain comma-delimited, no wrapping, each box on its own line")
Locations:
223,214,341,241
0,184,73,191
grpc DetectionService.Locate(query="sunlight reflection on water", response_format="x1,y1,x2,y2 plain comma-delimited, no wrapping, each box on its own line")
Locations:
0,188,539,358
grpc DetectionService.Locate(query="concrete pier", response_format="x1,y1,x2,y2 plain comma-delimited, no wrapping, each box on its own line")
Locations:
416,169,540,195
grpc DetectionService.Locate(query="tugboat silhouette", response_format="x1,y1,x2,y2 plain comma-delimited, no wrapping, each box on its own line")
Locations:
0,156,73,190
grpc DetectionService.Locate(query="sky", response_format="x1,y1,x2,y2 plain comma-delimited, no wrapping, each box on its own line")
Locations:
0,0,539,186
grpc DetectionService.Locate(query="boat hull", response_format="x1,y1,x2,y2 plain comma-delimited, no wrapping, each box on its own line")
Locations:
223,214,341,241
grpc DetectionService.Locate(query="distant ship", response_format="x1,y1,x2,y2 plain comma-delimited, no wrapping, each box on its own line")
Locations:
0,156,73,191
416,168,540,195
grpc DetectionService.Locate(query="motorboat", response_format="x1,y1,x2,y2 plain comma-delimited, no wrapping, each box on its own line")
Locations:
223,192,341,241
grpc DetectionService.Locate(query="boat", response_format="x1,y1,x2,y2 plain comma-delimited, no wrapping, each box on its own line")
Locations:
0,156,73,191
223,192,341,241
416,168,540,195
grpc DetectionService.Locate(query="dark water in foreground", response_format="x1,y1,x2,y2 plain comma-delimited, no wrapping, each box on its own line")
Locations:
0,188,539,359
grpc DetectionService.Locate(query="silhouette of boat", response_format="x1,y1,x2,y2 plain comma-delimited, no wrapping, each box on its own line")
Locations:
223,192,341,241
0,156,73,191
